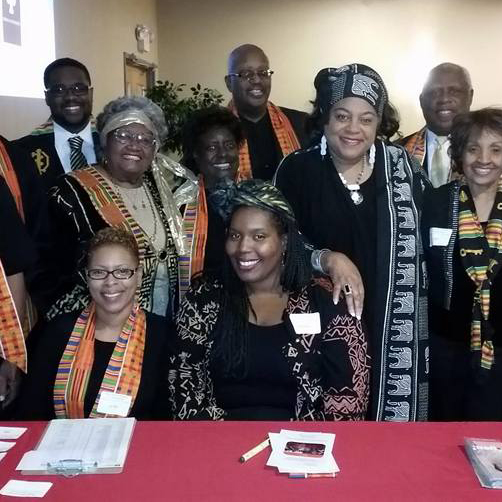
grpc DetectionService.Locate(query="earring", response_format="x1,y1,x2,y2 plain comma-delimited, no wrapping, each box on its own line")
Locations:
369,143,376,167
320,135,327,157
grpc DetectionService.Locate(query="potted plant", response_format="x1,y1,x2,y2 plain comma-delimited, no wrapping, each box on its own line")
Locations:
146,80,224,156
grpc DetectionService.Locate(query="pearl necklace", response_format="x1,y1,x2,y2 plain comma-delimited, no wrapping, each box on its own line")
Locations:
338,156,369,205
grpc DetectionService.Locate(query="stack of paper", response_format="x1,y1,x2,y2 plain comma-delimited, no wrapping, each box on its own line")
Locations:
267,430,339,478
16,418,136,475
465,438,502,489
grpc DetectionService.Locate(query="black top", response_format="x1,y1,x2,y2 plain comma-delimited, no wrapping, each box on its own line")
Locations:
203,189,227,272
16,310,174,420
0,176,36,275
275,148,378,339
240,106,308,181
211,322,297,420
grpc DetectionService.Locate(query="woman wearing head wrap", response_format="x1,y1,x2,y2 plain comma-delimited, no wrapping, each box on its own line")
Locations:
170,179,370,421
47,96,197,321
423,108,502,420
275,64,429,421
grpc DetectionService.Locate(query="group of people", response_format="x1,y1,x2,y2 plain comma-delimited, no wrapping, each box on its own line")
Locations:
1,44,501,424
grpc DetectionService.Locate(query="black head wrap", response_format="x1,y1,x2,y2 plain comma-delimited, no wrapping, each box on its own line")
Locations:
314,64,388,119
209,178,296,224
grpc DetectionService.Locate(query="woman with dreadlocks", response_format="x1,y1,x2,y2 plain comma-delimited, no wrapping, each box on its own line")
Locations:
170,179,370,421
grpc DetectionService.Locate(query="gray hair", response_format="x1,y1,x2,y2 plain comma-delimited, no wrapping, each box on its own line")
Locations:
96,95,168,145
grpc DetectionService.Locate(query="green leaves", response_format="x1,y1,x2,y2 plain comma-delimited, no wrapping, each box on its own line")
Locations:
146,80,224,156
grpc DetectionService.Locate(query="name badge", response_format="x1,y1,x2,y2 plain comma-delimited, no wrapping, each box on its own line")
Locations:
289,313,321,334
429,227,452,247
97,391,132,417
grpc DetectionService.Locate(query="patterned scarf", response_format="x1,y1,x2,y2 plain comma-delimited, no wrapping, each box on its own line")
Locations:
229,101,301,181
458,180,502,369
179,176,208,297
0,140,27,372
53,303,146,418
402,127,427,167
30,117,97,136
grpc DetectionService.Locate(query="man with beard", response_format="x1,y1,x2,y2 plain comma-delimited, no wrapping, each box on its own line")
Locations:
225,44,308,181
401,63,473,187
15,58,100,192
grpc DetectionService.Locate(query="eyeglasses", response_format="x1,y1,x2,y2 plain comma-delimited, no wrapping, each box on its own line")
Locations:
112,129,156,149
227,69,274,82
86,267,138,280
46,83,90,96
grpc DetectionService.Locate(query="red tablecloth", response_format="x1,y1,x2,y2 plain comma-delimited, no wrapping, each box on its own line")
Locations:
0,421,501,501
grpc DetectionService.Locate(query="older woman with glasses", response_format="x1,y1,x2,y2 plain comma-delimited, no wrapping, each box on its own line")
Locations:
17,227,171,420
46,95,197,321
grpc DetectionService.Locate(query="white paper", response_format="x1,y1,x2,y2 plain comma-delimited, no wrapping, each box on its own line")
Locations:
0,427,26,440
96,391,132,417
0,480,52,498
16,418,135,472
267,430,339,474
0,452,7,462
430,227,453,247
0,441,16,452
289,313,321,335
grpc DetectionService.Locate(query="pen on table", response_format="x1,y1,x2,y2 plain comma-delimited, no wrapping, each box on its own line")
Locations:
239,438,270,463
289,473,336,479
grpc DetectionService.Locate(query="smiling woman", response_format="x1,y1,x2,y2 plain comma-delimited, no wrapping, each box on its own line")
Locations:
275,64,429,421
46,96,198,321
423,107,502,421
170,180,370,421
16,227,172,420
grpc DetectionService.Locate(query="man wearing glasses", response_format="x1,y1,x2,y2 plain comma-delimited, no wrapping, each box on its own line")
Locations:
225,44,308,181
15,58,99,192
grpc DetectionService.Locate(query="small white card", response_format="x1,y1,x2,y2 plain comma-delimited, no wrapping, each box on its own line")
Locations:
0,441,16,452
0,427,26,440
289,313,321,335
430,227,453,247
0,480,52,498
96,391,132,417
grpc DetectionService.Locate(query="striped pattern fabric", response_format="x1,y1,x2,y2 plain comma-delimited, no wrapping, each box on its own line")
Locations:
458,180,502,369
68,136,88,170
401,127,427,167
0,259,27,373
53,303,146,418
178,177,208,298
229,101,301,181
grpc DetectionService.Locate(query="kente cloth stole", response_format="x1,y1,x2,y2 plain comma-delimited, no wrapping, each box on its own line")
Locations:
0,140,24,219
70,167,148,260
30,118,98,136
229,101,301,181
53,303,146,418
458,180,502,369
402,128,426,167
0,258,27,373
178,177,208,298
0,141,30,366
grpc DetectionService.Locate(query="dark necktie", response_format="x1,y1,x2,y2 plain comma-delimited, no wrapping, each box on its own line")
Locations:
68,136,88,170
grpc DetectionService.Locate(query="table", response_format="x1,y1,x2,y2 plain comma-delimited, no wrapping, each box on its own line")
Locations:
0,421,501,501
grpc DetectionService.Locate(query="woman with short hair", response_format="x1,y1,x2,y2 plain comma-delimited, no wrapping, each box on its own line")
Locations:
47,96,197,320
424,107,502,420
17,227,171,419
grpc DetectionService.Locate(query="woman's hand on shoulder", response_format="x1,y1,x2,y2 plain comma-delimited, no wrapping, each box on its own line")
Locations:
320,251,364,320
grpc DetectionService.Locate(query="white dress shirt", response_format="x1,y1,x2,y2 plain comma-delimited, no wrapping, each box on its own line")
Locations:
54,121,97,173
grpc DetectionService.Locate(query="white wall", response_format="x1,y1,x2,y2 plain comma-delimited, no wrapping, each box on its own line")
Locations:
156,0,502,136
1,0,159,139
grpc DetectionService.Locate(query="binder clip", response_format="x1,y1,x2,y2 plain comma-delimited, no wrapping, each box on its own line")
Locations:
46,459,98,477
